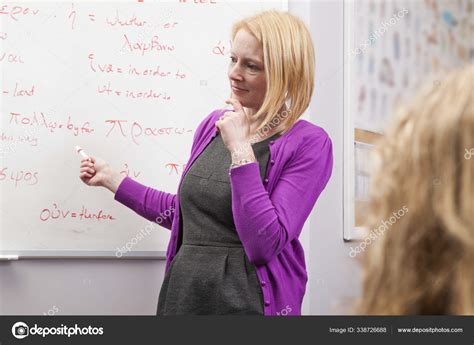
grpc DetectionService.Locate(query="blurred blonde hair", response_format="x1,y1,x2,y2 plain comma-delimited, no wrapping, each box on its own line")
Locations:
357,65,474,315
231,10,315,135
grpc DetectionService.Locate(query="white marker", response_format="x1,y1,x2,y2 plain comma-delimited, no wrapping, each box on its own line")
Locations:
0,255,19,261
75,146,91,161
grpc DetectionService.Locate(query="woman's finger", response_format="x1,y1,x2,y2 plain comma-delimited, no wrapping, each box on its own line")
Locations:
81,162,94,169
225,98,244,113
81,168,95,174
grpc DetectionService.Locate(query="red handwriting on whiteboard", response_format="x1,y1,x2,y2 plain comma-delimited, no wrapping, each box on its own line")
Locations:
87,53,185,79
0,132,39,147
0,167,39,187
212,40,232,56
127,65,174,78
120,163,141,178
121,34,175,56
68,4,76,29
97,81,171,101
105,120,193,145
65,8,178,28
0,32,7,40
106,11,147,27
9,112,94,136
0,52,25,64
0,5,40,21
2,83,35,97
165,163,187,175
40,203,116,222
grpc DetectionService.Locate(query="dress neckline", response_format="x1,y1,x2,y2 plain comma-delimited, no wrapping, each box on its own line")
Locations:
214,130,281,146
250,131,282,145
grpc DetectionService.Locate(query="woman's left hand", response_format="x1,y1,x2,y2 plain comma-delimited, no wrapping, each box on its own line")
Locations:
215,98,251,152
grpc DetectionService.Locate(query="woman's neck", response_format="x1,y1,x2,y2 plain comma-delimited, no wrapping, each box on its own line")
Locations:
247,105,287,141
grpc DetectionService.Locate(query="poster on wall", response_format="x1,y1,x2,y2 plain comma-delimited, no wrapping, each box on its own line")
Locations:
343,0,474,241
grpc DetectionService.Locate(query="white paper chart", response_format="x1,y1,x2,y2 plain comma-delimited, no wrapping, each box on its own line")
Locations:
351,0,473,133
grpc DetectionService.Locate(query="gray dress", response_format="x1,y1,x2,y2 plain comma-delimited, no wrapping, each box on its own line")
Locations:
156,131,281,315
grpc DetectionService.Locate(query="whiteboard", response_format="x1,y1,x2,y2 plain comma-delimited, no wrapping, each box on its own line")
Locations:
0,0,287,257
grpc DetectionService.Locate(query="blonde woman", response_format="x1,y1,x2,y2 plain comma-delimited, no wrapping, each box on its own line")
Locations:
79,10,333,315
358,65,473,315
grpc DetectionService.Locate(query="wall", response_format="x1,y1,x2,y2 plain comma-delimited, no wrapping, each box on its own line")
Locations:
305,0,362,315
0,0,360,316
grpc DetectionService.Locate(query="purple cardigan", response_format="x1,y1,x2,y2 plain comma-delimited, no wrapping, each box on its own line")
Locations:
114,109,333,316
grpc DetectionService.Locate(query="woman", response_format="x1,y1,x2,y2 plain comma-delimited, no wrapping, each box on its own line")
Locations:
79,10,333,316
357,65,473,315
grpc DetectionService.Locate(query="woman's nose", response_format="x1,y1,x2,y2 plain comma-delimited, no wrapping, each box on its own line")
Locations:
228,65,243,81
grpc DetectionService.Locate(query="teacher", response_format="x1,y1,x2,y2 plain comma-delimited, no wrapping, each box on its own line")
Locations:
79,10,333,316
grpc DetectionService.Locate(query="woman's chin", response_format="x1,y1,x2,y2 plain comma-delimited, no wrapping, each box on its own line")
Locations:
231,94,248,105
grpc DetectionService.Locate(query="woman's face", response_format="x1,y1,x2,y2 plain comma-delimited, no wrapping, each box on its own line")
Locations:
228,29,266,114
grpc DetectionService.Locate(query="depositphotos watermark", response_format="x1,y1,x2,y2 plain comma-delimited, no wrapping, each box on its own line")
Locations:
464,148,474,160
276,304,293,316
349,205,409,258
231,108,291,161
250,108,291,144
351,8,408,57
43,305,59,316
115,206,175,257
11,321,103,339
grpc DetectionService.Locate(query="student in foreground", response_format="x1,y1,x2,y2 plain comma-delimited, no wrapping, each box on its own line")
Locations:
357,65,473,315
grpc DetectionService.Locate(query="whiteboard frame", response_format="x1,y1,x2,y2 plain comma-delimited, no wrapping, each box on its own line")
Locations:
0,250,166,260
342,0,369,242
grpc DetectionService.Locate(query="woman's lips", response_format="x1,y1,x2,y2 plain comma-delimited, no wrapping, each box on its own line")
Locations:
232,86,248,92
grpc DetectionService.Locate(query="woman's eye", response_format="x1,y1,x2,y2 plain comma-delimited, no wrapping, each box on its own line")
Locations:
229,57,257,70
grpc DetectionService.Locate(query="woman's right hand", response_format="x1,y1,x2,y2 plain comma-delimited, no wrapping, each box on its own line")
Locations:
79,156,109,187
79,156,125,193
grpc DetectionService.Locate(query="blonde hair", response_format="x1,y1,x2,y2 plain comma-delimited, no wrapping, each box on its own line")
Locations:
357,65,474,315
231,10,315,135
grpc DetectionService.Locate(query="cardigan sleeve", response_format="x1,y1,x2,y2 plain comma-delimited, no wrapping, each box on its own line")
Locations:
229,131,333,265
114,177,177,230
